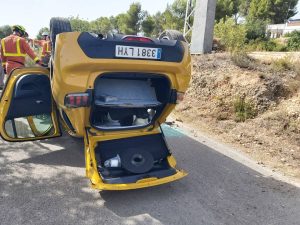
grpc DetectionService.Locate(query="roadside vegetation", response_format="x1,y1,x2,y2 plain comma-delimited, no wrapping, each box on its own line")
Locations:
174,52,300,178
214,0,300,52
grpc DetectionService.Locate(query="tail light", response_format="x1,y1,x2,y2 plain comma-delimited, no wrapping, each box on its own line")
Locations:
65,93,90,108
176,92,185,104
123,36,153,43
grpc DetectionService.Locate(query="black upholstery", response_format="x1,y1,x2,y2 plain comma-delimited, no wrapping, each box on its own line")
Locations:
6,74,52,120
95,133,170,166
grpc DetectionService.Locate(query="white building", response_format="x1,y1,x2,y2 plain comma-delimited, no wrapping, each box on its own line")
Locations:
266,19,300,38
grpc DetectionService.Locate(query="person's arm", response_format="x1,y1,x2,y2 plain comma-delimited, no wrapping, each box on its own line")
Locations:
21,39,40,64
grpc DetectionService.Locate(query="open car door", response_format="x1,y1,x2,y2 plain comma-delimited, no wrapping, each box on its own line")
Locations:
0,67,61,141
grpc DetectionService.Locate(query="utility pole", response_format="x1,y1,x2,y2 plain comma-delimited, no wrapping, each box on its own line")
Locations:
184,0,217,54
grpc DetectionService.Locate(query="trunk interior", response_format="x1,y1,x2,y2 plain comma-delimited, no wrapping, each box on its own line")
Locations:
91,73,175,183
90,73,171,130
95,133,176,184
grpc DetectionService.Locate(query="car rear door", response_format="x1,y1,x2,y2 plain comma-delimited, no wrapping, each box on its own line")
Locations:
0,67,61,141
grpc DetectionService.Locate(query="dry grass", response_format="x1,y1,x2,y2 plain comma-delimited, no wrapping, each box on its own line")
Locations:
230,51,254,69
271,56,294,72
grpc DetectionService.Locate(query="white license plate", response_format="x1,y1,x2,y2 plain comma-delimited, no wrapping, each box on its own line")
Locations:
115,45,162,60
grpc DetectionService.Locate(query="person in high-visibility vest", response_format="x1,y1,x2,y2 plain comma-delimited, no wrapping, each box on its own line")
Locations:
0,25,42,78
32,32,48,49
41,32,51,65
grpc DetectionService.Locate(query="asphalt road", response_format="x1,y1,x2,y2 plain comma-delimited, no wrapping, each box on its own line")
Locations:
0,126,299,225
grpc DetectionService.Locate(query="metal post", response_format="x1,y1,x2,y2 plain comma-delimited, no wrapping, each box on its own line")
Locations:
190,0,217,54
183,0,195,37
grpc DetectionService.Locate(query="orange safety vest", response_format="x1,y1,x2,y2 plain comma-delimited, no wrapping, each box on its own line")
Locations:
33,39,45,47
1,37,26,57
42,41,51,56
0,34,39,75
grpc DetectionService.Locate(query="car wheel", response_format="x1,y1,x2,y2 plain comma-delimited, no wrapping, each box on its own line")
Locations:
50,17,72,54
158,30,187,42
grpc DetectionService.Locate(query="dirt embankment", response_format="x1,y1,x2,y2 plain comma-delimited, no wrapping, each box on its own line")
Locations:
172,53,300,179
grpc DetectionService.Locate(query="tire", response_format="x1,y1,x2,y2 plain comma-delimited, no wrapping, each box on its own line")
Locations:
120,148,154,174
50,17,72,54
158,30,187,42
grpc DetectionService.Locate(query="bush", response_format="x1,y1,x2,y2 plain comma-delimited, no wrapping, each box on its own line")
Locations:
245,20,268,40
246,38,287,52
234,96,256,122
214,18,247,52
287,31,300,51
231,51,255,69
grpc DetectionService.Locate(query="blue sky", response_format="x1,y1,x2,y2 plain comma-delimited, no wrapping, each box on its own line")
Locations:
0,0,300,38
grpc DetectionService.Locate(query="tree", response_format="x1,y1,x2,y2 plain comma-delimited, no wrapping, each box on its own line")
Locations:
124,2,145,34
152,12,164,36
248,0,298,24
239,0,251,17
142,14,155,37
162,0,187,31
69,16,90,32
115,13,128,34
216,0,242,23
0,25,12,39
90,17,113,34
36,27,50,40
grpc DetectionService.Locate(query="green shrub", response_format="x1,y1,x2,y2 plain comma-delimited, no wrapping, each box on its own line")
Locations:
287,31,300,51
245,19,268,40
233,96,256,122
214,18,247,52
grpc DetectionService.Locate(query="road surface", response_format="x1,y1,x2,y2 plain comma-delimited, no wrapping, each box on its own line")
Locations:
0,126,299,225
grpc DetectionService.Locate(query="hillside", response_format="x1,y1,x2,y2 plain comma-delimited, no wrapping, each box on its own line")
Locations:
173,53,300,179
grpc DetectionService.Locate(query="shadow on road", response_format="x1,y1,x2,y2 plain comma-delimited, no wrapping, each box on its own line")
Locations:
0,128,299,225
19,136,85,168
100,130,300,225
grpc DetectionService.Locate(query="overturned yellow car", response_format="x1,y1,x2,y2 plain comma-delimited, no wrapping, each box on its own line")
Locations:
0,18,191,190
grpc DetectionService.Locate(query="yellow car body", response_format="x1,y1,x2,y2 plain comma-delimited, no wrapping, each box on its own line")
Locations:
0,30,191,190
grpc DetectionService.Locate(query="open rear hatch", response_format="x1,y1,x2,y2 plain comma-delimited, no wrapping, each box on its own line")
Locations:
86,72,186,190
86,131,187,190
95,133,177,184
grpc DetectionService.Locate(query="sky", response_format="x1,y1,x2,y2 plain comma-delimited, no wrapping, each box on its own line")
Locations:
1,0,300,38
0,0,173,38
